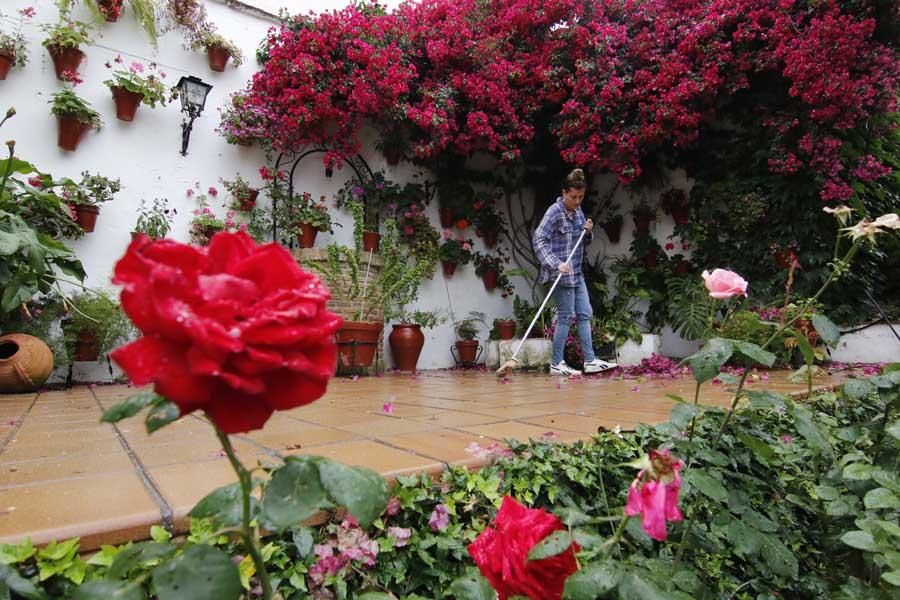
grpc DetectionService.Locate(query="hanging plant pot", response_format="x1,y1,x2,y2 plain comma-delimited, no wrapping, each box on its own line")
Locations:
337,321,383,369
640,252,659,269
206,45,231,72
481,268,499,291
453,340,480,365
674,260,691,275
238,189,259,211
388,324,425,372
297,222,318,248
0,51,14,80
74,204,100,232
669,207,690,225
480,229,499,248
57,116,90,152
385,148,402,166
111,86,143,121
439,208,454,229
602,221,622,243
74,330,101,361
98,0,123,21
47,45,85,80
441,261,457,278
0,334,54,393
633,215,654,235
495,319,516,340
362,231,381,253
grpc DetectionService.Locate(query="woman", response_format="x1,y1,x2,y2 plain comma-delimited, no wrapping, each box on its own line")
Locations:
533,168,617,376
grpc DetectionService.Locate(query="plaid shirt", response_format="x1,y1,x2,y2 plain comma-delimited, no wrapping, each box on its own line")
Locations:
533,198,592,287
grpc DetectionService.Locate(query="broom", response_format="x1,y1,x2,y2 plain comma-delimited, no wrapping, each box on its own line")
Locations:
496,228,588,377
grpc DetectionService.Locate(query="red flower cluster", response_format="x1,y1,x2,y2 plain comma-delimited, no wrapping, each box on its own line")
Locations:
110,232,342,434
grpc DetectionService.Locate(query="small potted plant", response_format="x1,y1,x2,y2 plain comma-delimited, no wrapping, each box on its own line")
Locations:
473,249,515,297
63,171,121,232
660,188,689,225
632,202,656,236
220,173,259,211
97,0,124,22
436,179,474,229
50,72,102,151
335,174,393,252
218,91,264,146
472,194,506,248
41,18,92,80
64,292,133,362
193,31,243,72
601,213,624,243
133,197,175,240
0,7,34,80
294,192,334,248
103,57,167,121
453,312,485,366
437,232,473,278
187,185,236,245
493,317,517,340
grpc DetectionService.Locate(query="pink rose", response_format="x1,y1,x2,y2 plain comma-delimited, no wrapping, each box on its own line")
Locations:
701,269,748,300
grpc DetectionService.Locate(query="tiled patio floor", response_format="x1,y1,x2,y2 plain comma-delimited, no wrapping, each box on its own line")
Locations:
0,369,847,550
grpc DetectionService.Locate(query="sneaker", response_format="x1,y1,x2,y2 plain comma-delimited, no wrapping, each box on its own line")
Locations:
550,361,582,376
583,358,618,374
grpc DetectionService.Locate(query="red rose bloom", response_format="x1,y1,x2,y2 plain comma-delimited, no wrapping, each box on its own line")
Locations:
468,496,578,600
110,231,342,434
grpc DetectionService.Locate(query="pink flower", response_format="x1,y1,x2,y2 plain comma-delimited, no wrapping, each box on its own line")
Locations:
387,527,412,547
208,186,218,197
129,61,144,73
701,269,748,300
19,7,36,18
404,225,415,236
160,71,167,79
462,242,472,251
443,229,453,240
428,504,450,532
781,435,794,444
27,176,42,187
385,496,401,516
382,402,394,415
186,188,195,198
665,242,675,250
624,448,684,541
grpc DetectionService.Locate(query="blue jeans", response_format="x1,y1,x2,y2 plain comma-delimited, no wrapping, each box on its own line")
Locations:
551,279,596,365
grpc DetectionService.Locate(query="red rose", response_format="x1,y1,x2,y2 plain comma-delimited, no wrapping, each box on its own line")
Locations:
468,496,578,600
110,231,342,434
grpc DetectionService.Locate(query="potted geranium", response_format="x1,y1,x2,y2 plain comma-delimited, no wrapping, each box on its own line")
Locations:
192,31,243,71
63,171,121,232
103,58,167,121
632,202,656,235
49,73,102,151
294,192,334,248
0,7,34,80
218,91,264,146
220,174,258,211
187,184,236,245
132,197,174,240
41,18,92,80
473,249,515,297
453,312,485,366
472,194,506,248
438,233,473,278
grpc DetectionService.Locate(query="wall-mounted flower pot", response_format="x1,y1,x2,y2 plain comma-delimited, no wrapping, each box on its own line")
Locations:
74,329,100,361
388,323,425,372
441,261,457,278
669,207,690,225
0,334,54,393
206,45,231,72
674,260,691,275
495,319,516,340
480,229,498,248
238,189,259,211
74,204,99,232
481,268,499,291
57,116,90,151
385,148,402,165
47,45,85,80
0,51,14,80
362,231,380,253
633,215,654,235
439,208,454,229
602,221,622,243
337,321,383,368
111,86,143,121
98,0,122,21
297,222,318,248
640,252,659,269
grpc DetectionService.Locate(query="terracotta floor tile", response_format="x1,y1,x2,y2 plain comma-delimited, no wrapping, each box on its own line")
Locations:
521,413,630,435
464,404,564,419
1,432,122,462
380,429,493,466
131,438,262,468
292,407,383,427
148,460,247,522
242,426,358,452
408,410,504,427
1,450,135,487
461,421,582,443
287,440,443,479
335,415,442,438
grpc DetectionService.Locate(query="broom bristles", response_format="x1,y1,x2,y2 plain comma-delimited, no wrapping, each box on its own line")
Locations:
495,357,520,377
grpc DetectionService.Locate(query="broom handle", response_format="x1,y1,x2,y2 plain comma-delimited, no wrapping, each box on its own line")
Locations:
510,228,588,361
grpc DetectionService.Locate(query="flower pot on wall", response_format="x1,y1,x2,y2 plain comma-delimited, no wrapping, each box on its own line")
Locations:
239,189,259,211
98,0,122,21
480,229,498,248
74,205,99,232
47,45,85,80
362,231,380,253
602,221,622,243
0,334,54,393
206,45,231,72
481,268,499,291
388,324,425,372
337,321,383,368
495,319,516,340
57,117,90,151
111,87,143,121
633,215,654,235
0,51,14,80
674,260,691,275
297,223,318,248
439,208,454,229
441,261,457,278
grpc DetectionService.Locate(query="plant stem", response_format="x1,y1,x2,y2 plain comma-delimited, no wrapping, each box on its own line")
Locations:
602,515,631,555
215,427,273,600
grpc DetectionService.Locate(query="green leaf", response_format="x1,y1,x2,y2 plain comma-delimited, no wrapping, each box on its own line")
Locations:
747,390,786,411
843,463,875,480
811,314,840,347
843,379,875,400
685,338,734,384
876,520,900,539
873,469,900,493
151,545,241,600
189,484,248,528
813,485,839,501
0,563,47,600
0,538,36,564
684,469,728,502
0,231,21,256
145,400,180,434
563,562,622,599
887,420,900,441
760,537,798,578
553,508,593,527
528,531,575,561
150,526,171,544
864,488,900,510
790,406,830,453
882,571,900,587
669,403,699,430
571,529,605,550
841,530,877,552
260,457,330,533
317,459,389,528
736,432,774,464
101,391,160,424
107,543,175,580
617,572,669,600
726,520,763,558
449,572,496,600
356,594,394,600
291,527,314,558
72,580,145,600
732,340,776,367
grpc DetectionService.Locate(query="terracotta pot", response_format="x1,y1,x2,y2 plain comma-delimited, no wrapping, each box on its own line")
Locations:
641,252,659,269
481,268,499,291
385,148,402,165
207,45,231,72
670,207,690,225
775,248,798,269
75,330,100,361
57,116,90,151
441,261,457,278
111,86,143,121
674,260,691,275
297,222,318,248
74,204,100,232
362,231,381,253
0,51,14,80
235,138,253,147
795,318,818,347
238,189,259,211
481,229,499,248
439,208,454,229
47,45,85,80
633,214,654,235
530,326,545,338
337,321,383,368
602,221,622,244
388,324,425,372
98,0,122,21
0,334,54,393
496,319,516,340
454,340,479,364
